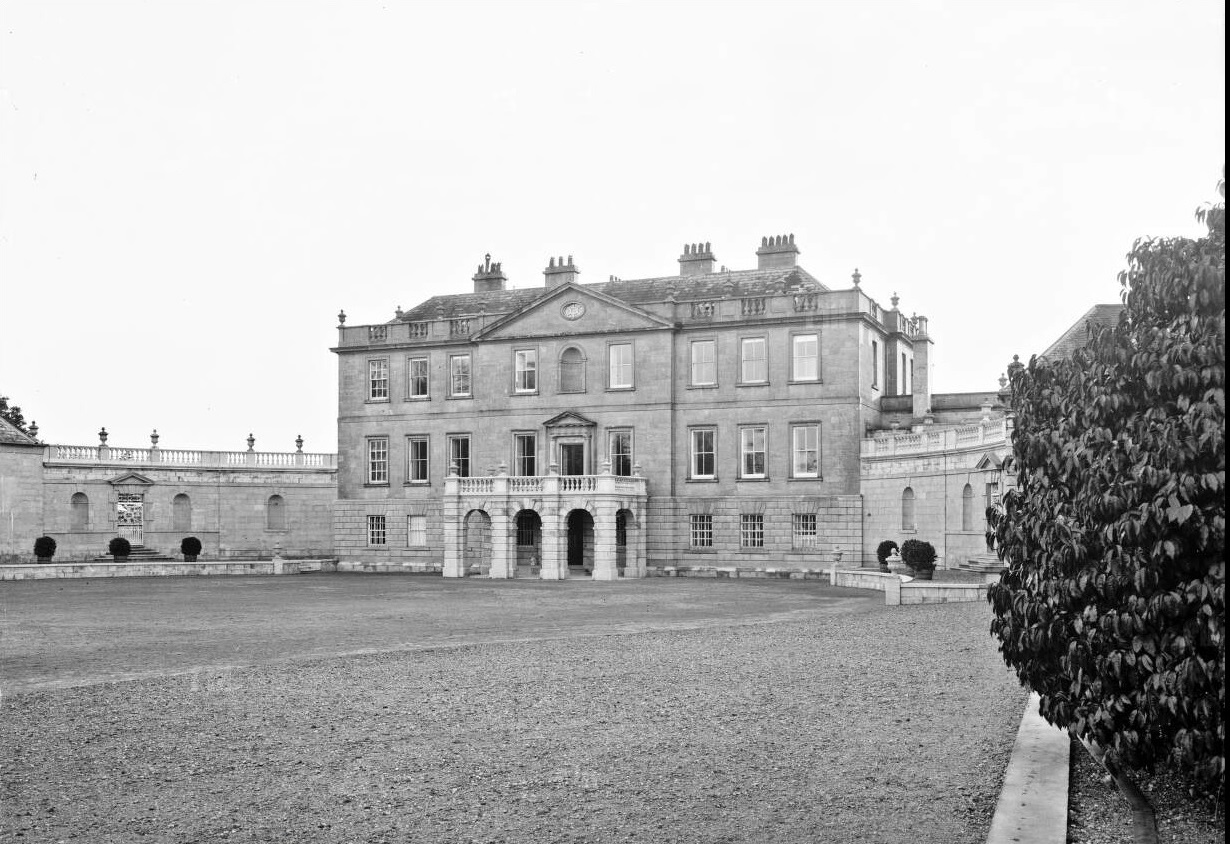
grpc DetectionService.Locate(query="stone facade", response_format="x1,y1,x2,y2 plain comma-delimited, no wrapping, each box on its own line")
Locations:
332,236,932,577
0,431,336,563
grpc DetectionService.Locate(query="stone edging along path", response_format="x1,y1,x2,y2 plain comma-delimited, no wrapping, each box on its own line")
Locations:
986,693,1071,844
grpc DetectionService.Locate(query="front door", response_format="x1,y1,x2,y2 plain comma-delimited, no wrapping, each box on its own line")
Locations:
560,443,585,476
117,493,144,545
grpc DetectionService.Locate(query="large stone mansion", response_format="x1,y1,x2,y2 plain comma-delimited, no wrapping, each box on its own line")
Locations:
331,235,1010,578
5,235,1111,572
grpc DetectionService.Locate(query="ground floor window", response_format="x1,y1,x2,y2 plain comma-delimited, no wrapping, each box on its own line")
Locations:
367,515,387,546
792,513,817,549
740,514,764,548
690,514,713,547
407,514,427,546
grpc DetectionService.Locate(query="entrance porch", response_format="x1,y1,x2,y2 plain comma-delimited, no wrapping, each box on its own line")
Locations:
442,463,648,580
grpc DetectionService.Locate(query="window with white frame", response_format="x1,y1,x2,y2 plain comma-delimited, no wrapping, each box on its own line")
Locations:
513,433,537,477
449,354,472,397
559,347,586,392
609,430,632,476
690,514,713,547
792,334,819,381
609,343,633,389
407,514,427,546
367,515,387,546
741,337,767,383
514,349,538,393
367,437,389,484
690,428,716,479
690,340,716,386
740,426,767,479
448,435,471,477
791,424,820,478
406,435,429,483
368,358,390,401
740,514,765,548
407,356,429,399
792,513,818,549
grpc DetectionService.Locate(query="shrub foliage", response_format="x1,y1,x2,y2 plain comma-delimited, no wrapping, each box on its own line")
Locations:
33,536,57,559
900,539,936,570
987,180,1226,796
108,537,132,558
181,536,202,557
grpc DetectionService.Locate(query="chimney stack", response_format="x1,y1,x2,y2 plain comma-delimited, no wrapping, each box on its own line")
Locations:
544,255,579,289
473,254,507,293
678,242,716,276
756,234,799,270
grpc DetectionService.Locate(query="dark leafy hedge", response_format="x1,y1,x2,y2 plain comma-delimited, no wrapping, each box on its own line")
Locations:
900,539,936,570
876,540,899,564
33,535,57,559
108,537,132,557
988,179,1226,797
180,536,202,556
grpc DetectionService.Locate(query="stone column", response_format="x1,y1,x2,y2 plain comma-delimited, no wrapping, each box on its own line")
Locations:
540,506,563,580
442,473,463,577
488,473,512,579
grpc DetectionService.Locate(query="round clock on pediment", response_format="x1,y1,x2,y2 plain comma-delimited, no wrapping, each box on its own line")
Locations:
561,301,586,321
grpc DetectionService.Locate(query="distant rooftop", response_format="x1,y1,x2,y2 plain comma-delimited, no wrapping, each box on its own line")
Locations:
1039,304,1125,360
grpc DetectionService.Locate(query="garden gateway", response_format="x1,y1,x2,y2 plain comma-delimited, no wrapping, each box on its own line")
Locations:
3,235,1108,570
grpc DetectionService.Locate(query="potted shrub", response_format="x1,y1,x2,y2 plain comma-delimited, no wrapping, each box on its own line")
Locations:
181,536,202,562
108,537,132,561
34,535,57,563
875,540,898,574
900,538,938,581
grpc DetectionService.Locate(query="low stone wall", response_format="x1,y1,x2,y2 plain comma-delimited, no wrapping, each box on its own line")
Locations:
0,559,336,580
336,561,443,575
831,568,988,605
647,565,830,581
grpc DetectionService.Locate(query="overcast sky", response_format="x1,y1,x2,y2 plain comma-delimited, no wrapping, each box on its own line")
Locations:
1,0,1224,453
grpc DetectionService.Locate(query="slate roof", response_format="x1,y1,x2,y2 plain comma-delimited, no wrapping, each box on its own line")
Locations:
0,415,40,446
1039,304,1125,360
397,266,828,323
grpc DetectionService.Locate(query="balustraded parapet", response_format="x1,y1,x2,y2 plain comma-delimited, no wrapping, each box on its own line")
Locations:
44,444,336,469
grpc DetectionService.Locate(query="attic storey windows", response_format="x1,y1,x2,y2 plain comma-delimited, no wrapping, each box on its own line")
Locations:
740,337,767,384
792,334,819,382
449,354,472,398
514,349,538,393
407,356,429,399
690,340,716,386
608,343,633,389
368,359,390,401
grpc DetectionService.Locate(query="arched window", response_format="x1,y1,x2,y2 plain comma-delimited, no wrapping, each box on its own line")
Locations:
559,347,586,393
70,492,89,531
901,487,915,531
961,484,974,531
173,493,192,532
267,495,286,531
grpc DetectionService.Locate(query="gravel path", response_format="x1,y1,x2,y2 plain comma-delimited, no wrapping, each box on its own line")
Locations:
3,591,1025,843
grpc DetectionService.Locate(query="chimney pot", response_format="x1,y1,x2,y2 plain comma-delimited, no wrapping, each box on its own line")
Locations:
544,255,579,289
678,241,716,276
756,233,801,270
473,254,508,293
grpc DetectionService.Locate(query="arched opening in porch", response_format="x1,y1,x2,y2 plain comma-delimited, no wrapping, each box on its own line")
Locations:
566,508,594,573
463,509,492,574
514,509,542,569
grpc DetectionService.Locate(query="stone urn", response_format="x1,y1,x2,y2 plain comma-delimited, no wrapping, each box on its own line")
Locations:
886,550,907,574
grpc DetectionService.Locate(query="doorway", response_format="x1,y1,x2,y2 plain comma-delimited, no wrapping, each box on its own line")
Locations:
560,443,585,476
116,493,144,545
566,509,594,572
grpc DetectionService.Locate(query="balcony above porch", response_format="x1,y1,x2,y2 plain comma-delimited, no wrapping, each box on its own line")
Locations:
447,469,647,501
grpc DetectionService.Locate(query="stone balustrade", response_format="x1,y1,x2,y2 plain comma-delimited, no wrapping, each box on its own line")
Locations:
861,418,1008,458
44,444,337,469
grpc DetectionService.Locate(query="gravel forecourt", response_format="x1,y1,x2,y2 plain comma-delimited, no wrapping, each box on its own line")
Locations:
2,577,1026,843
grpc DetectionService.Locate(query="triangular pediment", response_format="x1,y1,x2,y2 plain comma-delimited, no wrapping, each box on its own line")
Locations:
973,451,1004,471
474,282,672,341
108,471,156,486
542,411,597,429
